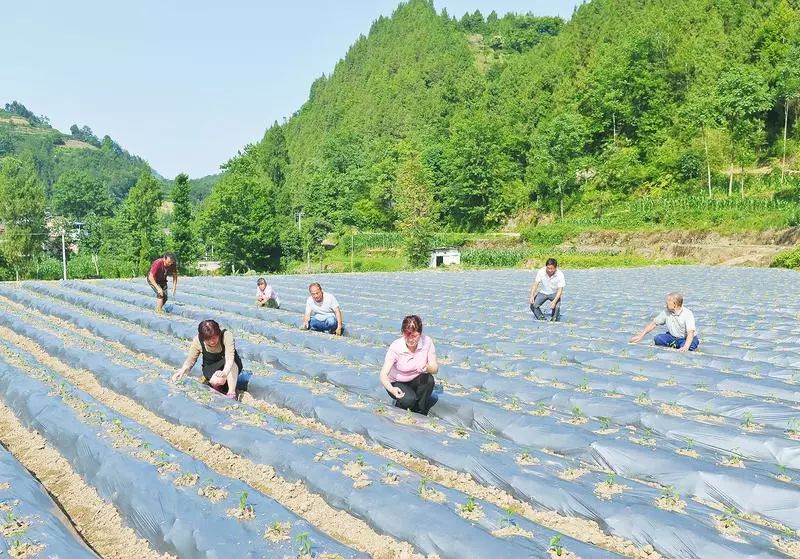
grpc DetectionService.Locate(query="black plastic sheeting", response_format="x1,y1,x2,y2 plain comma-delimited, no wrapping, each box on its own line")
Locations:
0,445,99,558
1,282,795,558
0,347,364,559
0,302,555,559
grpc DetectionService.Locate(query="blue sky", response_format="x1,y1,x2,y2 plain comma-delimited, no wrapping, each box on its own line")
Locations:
1,1,581,178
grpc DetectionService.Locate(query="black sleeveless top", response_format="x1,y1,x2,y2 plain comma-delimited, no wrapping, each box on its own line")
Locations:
199,329,243,373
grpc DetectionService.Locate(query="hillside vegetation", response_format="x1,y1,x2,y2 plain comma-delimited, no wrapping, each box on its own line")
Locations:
192,0,800,272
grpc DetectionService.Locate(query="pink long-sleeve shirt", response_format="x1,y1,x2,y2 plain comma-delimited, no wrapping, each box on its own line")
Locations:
384,335,436,383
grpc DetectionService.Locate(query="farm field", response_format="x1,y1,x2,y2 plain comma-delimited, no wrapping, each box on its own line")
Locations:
0,267,799,559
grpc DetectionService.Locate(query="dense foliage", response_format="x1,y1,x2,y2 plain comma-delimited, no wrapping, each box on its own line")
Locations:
4,0,800,276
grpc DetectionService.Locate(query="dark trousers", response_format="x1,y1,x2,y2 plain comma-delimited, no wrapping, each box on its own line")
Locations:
654,332,700,351
530,292,561,321
387,374,435,416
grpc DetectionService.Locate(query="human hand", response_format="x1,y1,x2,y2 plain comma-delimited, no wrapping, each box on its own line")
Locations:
391,386,404,399
678,346,689,353
629,334,642,344
335,327,342,336
171,369,186,383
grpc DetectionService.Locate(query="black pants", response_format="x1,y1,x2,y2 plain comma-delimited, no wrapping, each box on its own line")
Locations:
387,374,435,415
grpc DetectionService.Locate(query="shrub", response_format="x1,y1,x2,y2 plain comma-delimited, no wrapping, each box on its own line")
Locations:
771,247,800,269
461,248,529,268
520,224,577,246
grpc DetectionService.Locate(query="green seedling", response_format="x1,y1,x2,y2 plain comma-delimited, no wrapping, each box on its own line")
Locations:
382,462,395,476
454,426,468,437
741,411,754,429
777,463,788,476
462,495,477,513
660,485,679,503
535,402,548,414
141,442,152,450
237,490,254,512
559,356,569,365
500,506,516,528
510,396,521,408
599,416,611,430
356,454,366,467
605,473,616,486
375,402,386,414
520,449,532,461
721,505,738,528
636,392,649,404
572,407,583,419
417,477,430,495
787,418,800,436
578,378,589,391
295,531,312,557
684,438,694,450
549,534,564,556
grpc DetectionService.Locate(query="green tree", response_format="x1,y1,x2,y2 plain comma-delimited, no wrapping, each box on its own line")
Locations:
102,171,164,271
170,173,196,263
51,170,112,220
196,147,281,271
0,157,47,277
394,153,437,267
528,113,587,218
715,66,773,196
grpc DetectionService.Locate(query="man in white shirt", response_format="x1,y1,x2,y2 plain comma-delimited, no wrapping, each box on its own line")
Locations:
528,258,565,322
302,282,343,336
630,292,699,352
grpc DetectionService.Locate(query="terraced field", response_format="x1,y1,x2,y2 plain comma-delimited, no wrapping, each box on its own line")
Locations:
0,267,799,559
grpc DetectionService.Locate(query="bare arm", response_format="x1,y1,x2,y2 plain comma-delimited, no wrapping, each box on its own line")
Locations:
302,309,311,329
679,330,696,352
630,321,656,343
172,269,178,295
172,339,201,381
528,280,540,303
334,307,343,336
552,287,564,307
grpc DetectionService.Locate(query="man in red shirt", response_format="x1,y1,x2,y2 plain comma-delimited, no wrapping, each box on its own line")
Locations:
147,253,178,312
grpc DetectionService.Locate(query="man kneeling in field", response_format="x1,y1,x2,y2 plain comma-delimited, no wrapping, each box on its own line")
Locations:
630,292,699,352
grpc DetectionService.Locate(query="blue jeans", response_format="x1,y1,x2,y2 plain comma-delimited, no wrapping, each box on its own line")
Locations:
309,315,339,334
654,332,699,351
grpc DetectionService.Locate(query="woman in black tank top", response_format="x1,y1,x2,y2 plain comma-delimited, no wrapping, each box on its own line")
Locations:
172,320,245,399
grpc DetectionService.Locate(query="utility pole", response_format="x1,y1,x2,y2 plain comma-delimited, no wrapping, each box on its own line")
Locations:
61,228,67,281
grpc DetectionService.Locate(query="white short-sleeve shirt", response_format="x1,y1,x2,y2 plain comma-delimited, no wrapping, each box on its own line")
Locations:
653,307,697,338
305,292,339,321
535,267,566,295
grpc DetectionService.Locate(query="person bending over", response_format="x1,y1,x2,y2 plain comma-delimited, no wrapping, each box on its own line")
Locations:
379,315,439,416
256,277,280,308
302,282,343,335
630,292,699,352
172,319,245,398
147,252,178,313
529,258,565,322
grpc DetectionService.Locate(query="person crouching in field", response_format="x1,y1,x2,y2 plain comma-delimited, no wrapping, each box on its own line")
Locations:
302,282,343,335
172,320,246,399
147,252,178,313
379,315,439,415
630,292,699,352
255,277,280,308
529,258,565,322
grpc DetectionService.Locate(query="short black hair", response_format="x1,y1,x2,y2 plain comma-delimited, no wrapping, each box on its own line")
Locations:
545,257,558,267
164,252,177,263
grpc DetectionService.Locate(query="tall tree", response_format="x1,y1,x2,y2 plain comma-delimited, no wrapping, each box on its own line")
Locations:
170,173,196,263
715,66,772,196
528,112,587,218
394,152,437,267
0,157,47,276
50,170,112,220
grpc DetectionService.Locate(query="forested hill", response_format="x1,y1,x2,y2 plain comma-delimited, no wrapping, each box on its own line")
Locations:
0,101,152,201
201,0,800,262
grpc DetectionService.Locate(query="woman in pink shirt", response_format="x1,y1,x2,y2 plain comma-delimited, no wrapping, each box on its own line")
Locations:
379,315,439,415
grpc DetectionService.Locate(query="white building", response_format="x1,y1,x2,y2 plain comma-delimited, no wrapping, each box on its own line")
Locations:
429,247,460,268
